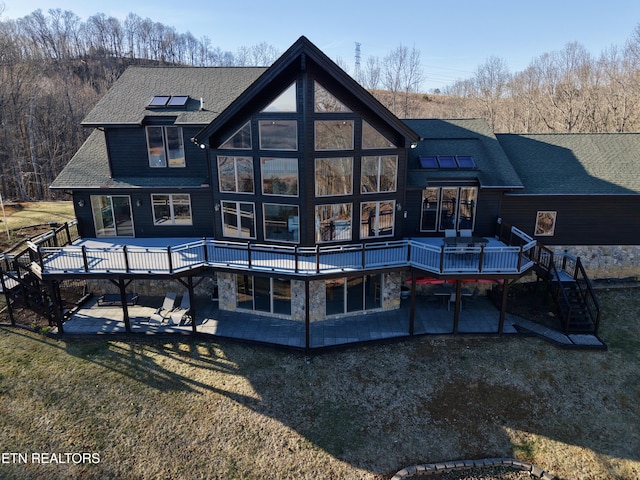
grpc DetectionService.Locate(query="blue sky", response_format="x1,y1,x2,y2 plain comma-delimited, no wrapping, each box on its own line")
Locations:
3,0,640,91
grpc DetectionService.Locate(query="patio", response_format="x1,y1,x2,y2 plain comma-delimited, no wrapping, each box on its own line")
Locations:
58,292,521,350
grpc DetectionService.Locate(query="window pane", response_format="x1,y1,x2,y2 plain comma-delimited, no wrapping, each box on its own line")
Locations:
421,188,439,232
112,196,133,236
326,278,345,316
361,201,394,238
261,83,297,112
219,122,252,149
458,187,477,230
259,120,297,150
440,187,459,231
314,82,351,112
254,277,271,312
272,278,291,316
379,156,398,192
261,157,298,196
152,195,171,224
362,120,396,149
91,196,115,237
172,194,192,225
264,204,299,242
535,211,557,236
239,202,256,238
315,157,352,196
314,120,354,150
166,127,185,167
315,203,352,242
365,274,382,310
218,157,237,192
237,275,253,309
222,202,239,237
346,277,364,312
218,156,254,193
361,156,397,193
146,126,166,167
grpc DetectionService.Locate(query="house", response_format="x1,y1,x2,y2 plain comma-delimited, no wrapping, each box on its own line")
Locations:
6,36,637,349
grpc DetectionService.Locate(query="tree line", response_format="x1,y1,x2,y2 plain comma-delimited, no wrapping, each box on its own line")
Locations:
2,5,640,202
439,26,640,134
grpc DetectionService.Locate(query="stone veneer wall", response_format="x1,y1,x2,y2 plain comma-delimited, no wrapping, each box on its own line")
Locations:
549,245,640,280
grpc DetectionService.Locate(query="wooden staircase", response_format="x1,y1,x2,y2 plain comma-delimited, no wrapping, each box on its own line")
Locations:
534,247,602,335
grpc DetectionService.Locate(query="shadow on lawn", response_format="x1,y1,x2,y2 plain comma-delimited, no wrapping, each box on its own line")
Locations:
7,287,635,478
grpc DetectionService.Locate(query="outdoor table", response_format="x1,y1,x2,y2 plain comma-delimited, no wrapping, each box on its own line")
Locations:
443,236,489,246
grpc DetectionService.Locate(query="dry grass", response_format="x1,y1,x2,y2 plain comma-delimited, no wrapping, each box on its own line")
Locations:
0,288,639,479
0,201,75,251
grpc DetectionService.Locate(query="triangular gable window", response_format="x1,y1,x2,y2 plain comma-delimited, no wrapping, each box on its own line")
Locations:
362,120,396,149
314,82,351,113
219,121,252,149
261,82,297,113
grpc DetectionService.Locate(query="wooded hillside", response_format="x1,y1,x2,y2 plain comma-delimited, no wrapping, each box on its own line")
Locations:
2,7,640,202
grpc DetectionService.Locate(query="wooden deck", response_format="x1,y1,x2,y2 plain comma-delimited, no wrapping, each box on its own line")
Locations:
31,235,536,279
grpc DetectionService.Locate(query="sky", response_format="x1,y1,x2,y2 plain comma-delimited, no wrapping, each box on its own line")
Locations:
3,0,640,91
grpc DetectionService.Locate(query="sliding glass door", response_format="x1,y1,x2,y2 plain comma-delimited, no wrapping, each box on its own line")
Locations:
90,195,134,237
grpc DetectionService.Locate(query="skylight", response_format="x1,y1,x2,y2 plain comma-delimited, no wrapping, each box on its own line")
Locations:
418,155,477,170
148,95,190,108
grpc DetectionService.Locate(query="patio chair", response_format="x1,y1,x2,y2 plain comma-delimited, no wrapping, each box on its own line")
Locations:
148,292,177,324
459,229,473,238
169,294,191,326
444,229,457,238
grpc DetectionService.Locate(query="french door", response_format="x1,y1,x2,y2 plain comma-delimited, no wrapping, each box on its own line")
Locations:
90,195,134,237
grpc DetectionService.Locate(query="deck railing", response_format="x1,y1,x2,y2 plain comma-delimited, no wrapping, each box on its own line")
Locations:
31,230,537,278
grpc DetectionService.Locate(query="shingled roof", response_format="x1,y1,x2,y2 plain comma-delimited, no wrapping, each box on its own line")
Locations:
496,133,640,195
81,66,267,126
404,118,524,189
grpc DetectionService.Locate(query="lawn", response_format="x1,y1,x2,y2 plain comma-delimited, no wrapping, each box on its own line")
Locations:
0,288,639,479
0,201,75,252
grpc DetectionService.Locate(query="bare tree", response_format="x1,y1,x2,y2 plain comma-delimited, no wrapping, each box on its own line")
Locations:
381,44,424,117
472,56,511,130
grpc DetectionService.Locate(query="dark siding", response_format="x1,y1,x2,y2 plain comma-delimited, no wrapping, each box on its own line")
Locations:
71,189,213,239
107,126,209,178
500,194,640,245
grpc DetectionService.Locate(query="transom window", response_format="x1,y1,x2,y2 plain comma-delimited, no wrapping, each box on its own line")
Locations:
217,156,254,193
259,120,297,150
219,122,252,149
315,203,352,242
151,194,192,225
360,201,395,238
146,126,185,168
221,201,256,239
314,82,351,112
315,120,354,150
261,82,297,113
361,155,397,193
420,186,477,232
261,157,298,196
263,203,299,242
315,157,353,197
362,120,396,149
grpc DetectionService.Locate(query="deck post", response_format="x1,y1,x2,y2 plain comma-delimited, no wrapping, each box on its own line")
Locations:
167,246,173,274
294,246,299,273
123,246,130,272
247,243,252,270
409,269,416,335
202,238,208,264
315,247,320,274
81,245,89,272
46,280,64,334
64,222,71,246
118,278,131,333
1,275,15,326
304,280,310,353
188,275,197,335
453,280,461,334
498,280,509,334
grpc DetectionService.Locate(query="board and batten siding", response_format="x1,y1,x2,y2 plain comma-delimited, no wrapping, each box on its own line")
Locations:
500,194,640,245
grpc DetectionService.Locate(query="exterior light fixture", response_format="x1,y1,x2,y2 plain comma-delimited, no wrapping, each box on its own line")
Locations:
136,198,143,207
77,199,85,207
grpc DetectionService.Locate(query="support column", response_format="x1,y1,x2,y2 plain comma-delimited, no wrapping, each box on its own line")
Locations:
188,276,197,335
498,280,509,334
118,278,131,333
46,280,64,334
305,280,310,354
409,269,416,335
453,280,461,334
